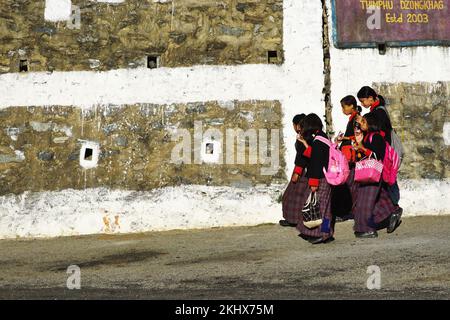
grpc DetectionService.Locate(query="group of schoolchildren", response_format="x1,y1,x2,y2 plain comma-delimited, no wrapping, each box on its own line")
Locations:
280,86,403,244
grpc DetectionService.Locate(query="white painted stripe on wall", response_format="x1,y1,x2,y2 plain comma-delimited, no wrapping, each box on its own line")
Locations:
0,185,284,239
0,179,449,240
0,65,285,108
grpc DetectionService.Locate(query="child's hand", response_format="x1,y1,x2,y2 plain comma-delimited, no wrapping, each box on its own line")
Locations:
334,132,344,143
297,134,308,148
291,173,299,183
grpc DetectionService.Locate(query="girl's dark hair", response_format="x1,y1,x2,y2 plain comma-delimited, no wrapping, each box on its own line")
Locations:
340,95,362,113
301,113,323,143
357,86,386,106
292,113,306,125
363,112,381,132
357,86,378,100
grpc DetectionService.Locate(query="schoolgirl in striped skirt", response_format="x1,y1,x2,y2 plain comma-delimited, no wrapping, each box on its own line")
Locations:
294,113,334,244
352,113,401,238
281,114,311,226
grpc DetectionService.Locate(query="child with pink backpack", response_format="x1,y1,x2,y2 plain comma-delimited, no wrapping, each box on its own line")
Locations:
351,113,403,238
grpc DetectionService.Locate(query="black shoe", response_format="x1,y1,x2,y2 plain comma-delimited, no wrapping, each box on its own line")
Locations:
298,234,312,241
298,234,319,242
354,231,378,238
279,220,297,227
310,236,335,245
387,208,403,233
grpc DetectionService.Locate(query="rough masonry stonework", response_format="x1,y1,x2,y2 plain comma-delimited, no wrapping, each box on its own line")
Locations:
0,100,286,195
0,0,283,73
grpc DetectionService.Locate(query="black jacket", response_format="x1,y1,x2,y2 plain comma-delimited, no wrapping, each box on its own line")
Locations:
362,132,386,161
371,99,392,145
306,131,330,182
294,140,309,168
341,113,358,148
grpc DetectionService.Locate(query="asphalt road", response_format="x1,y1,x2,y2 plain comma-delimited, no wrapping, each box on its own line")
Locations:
0,216,449,300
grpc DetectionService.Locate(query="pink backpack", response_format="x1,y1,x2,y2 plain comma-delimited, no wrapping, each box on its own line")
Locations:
315,136,350,186
368,133,400,186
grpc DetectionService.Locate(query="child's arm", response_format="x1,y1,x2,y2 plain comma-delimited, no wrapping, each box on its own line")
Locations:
354,134,385,160
297,134,309,149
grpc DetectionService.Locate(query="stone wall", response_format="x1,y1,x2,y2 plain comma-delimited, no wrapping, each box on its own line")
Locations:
373,82,450,180
0,100,286,195
0,0,283,73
